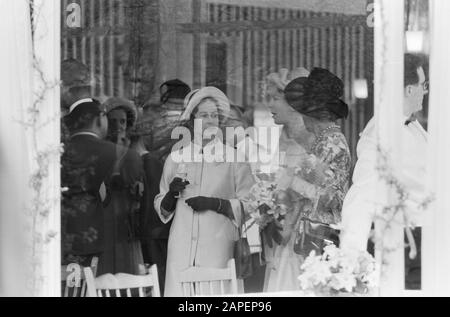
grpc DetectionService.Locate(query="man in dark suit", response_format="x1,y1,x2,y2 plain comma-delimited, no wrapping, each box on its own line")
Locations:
62,98,113,267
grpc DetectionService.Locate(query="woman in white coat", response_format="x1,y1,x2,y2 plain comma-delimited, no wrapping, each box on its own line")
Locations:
154,87,255,297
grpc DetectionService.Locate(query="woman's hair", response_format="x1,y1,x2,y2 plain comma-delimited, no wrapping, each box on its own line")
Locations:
404,53,424,88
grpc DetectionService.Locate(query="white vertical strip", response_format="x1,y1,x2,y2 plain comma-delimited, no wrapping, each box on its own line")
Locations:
374,0,405,297
0,0,34,297
32,0,62,297
423,0,450,297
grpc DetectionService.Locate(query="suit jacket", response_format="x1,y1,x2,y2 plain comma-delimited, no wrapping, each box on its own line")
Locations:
340,118,428,251
62,133,117,258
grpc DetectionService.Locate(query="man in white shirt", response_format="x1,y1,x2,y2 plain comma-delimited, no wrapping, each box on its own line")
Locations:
340,53,429,268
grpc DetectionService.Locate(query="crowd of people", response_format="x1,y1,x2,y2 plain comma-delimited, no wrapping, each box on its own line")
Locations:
61,53,429,296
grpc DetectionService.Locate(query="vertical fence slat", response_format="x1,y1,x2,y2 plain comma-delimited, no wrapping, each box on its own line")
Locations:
291,10,298,69
89,0,95,96
252,7,259,105
109,0,114,96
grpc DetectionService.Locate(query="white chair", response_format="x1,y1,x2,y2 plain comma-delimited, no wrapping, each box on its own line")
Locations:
177,259,239,296
84,264,161,297
62,256,99,297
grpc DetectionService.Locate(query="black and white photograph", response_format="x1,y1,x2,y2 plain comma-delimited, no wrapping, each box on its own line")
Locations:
0,0,449,299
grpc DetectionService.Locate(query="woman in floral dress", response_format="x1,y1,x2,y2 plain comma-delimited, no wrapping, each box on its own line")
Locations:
262,68,352,292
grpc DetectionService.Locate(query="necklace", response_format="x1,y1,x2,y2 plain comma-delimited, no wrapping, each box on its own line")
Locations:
310,124,341,151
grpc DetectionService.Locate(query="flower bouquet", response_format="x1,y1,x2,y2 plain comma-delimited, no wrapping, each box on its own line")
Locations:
298,244,379,297
243,175,295,248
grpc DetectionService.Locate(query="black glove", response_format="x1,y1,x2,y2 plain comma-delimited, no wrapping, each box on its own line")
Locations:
185,196,220,213
169,177,189,194
185,196,235,221
161,177,190,213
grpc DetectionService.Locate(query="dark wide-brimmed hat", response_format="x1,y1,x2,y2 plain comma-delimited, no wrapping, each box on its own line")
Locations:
103,97,138,129
160,79,191,104
285,68,349,120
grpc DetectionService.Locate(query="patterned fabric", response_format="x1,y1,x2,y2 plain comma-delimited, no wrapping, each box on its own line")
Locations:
307,129,352,224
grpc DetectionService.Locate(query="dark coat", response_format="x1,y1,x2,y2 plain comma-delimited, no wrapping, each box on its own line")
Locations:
139,153,170,241
62,134,117,261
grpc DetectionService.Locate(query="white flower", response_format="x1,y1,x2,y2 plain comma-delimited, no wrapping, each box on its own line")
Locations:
298,246,378,295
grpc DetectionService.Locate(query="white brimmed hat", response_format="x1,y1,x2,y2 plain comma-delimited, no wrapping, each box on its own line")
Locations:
180,87,230,121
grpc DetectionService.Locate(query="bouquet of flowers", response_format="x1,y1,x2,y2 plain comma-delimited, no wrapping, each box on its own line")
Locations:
243,175,295,248
298,244,379,296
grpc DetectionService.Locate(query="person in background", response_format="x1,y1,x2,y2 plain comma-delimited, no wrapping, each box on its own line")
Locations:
61,98,113,269
60,59,93,147
61,59,92,113
99,97,145,275
129,120,167,292
263,68,351,292
154,87,255,296
142,79,191,163
340,54,429,290
105,97,137,148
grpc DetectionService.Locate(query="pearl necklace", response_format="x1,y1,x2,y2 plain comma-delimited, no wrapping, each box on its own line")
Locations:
310,124,341,151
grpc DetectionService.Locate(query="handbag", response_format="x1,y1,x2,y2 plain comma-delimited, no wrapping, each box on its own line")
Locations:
294,217,340,257
234,213,253,279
